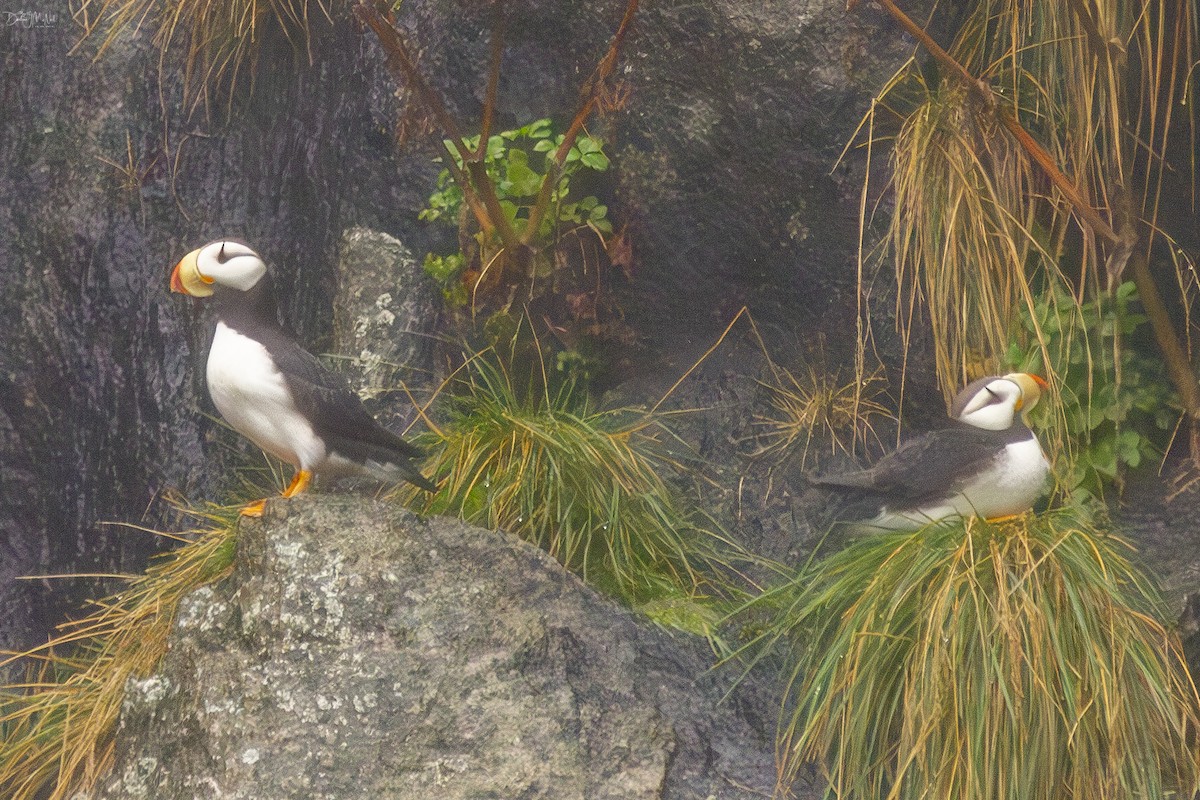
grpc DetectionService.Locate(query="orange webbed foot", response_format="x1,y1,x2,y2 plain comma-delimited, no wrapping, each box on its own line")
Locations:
241,471,312,518
281,469,312,499
240,499,267,517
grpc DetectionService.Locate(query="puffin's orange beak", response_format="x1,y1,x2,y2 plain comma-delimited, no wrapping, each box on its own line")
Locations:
170,249,214,297
1004,372,1049,414
169,261,186,294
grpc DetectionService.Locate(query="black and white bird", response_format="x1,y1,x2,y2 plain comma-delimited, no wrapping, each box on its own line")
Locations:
171,239,436,516
811,372,1050,532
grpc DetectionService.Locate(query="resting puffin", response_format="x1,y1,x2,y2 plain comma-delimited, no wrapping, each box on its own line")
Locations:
811,373,1050,531
170,239,436,516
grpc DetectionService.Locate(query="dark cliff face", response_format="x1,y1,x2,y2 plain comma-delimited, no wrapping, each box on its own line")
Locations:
0,1,919,650
0,9,416,649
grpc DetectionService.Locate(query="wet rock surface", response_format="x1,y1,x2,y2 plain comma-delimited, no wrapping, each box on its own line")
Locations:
94,496,804,800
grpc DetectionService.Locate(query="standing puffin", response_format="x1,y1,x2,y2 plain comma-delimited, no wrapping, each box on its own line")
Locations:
171,239,436,516
811,373,1050,531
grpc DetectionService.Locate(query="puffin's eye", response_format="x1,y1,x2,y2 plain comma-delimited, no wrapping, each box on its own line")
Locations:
218,242,228,263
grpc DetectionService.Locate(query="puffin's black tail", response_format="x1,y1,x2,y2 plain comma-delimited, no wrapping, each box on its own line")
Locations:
802,470,890,529
399,468,439,494
327,436,439,493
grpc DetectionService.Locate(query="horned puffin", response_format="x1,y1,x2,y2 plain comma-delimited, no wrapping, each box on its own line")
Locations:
811,372,1050,531
170,239,436,516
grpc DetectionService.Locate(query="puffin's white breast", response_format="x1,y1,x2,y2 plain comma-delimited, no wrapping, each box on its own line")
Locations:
863,437,1050,531
957,437,1050,517
206,322,327,470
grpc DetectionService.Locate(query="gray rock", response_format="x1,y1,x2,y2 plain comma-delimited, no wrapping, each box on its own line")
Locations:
95,497,797,800
332,228,438,426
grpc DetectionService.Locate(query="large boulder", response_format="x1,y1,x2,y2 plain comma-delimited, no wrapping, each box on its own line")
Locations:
95,496,806,799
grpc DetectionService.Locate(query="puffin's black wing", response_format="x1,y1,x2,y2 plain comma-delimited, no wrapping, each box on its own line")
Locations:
811,424,1021,512
266,335,435,491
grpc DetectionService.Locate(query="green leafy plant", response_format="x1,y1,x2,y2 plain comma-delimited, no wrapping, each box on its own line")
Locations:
353,1,642,386
421,252,468,306
356,0,636,342
420,118,615,311
394,341,744,623
1005,280,1177,499
421,118,611,233
743,511,1200,800
0,505,238,800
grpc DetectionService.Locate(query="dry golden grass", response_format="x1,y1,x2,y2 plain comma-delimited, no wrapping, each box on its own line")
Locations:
72,0,333,113
0,506,239,800
743,511,1200,800
750,364,893,470
851,0,1197,413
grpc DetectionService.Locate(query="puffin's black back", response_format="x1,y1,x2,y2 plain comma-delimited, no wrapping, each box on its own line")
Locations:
810,421,1036,520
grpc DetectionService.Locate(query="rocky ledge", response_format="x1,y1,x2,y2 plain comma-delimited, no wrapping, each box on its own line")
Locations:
94,496,795,800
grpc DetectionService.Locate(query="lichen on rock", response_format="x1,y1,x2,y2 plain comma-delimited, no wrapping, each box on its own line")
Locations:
94,496,794,800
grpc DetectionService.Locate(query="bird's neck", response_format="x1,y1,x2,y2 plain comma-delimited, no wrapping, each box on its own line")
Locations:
212,276,285,334
953,417,1035,443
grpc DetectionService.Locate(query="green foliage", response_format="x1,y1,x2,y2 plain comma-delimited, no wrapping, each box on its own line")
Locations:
419,119,612,237
1005,281,1177,499
395,345,743,622
419,118,613,306
422,252,468,306
744,512,1200,800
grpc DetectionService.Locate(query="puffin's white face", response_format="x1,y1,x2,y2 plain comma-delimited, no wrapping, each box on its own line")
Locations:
951,372,1047,431
170,240,267,297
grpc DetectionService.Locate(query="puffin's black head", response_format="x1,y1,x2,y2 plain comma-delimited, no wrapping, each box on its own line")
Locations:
170,239,267,297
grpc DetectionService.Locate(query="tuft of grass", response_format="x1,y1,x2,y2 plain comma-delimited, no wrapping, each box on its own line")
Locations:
745,511,1200,800
396,347,746,616
72,0,333,113
882,75,1061,395
850,0,1199,420
0,505,239,800
749,363,893,470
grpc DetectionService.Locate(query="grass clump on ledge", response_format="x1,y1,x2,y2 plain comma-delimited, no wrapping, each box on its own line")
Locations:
396,346,744,622
73,0,333,113
0,508,238,800
748,511,1200,800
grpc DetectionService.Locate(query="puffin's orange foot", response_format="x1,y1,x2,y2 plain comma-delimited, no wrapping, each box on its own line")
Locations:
240,499,267,518
240,471,311,518
282,469,312,499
